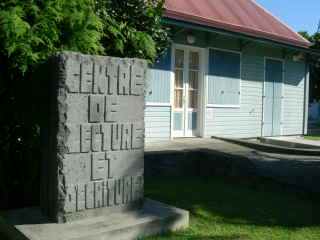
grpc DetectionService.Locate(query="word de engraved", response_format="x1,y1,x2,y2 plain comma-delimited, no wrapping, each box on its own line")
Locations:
64,54,146,214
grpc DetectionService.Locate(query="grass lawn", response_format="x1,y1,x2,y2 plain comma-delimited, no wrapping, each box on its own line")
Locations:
304,135,320,141
145,177,320,240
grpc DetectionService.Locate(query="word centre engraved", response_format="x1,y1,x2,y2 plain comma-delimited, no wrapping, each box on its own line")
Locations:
42,52,147,222
65,57,145,96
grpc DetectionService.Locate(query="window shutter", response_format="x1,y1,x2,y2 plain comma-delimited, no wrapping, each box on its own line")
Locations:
208,49,241,105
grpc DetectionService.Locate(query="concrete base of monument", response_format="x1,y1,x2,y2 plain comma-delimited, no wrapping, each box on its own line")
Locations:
1,199,189,240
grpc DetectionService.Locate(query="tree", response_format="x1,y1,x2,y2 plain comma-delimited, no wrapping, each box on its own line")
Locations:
95,0,170,62
0,0,104,208
0,0,170,209
299,31,320,101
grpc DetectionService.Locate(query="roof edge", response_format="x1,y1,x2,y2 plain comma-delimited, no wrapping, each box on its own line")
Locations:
164,9,312,49
251,0,311,45
163,17,320,55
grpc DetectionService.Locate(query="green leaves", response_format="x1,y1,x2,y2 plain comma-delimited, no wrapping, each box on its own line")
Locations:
299,31,320,101
96,0,170,63
0,0,104,74
0,0,170,209
0,0,170,73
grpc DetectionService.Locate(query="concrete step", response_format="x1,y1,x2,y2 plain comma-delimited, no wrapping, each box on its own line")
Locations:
1,199,189,240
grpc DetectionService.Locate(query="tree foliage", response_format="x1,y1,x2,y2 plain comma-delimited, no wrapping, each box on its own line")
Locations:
0,0,104,208
0,0,170,209
0,0,104,73
95,0,170,62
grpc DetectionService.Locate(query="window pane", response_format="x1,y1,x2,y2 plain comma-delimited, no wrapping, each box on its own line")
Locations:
175,49,184,68
189,90,197,108
188,112,197,130
174,90,183,108
174,112,183,130
189,51,199,70
175,70,183,88
189,71,198,90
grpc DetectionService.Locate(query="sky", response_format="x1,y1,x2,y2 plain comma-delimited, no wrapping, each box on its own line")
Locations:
256,0,320,34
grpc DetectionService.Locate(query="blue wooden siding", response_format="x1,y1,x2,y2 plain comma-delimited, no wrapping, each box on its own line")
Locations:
205,47,265,138
205,42,306,138
145,106,171,142
282,61,305,135
144,28,307,141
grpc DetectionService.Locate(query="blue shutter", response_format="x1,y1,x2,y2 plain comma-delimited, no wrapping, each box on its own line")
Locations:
152,48,171,71
146,48,171,103
208,49,241,105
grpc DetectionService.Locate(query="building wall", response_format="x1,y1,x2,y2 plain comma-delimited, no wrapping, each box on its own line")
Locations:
282,60,306,135
205,48,265,138
145,48,172,142
145,30,307,142
145,106,171,142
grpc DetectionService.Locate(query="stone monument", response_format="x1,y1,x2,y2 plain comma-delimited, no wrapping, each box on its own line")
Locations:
1,52,189,240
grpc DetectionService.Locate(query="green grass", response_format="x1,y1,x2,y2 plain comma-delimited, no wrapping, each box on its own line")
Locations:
145,177,320,240
304,135,320,141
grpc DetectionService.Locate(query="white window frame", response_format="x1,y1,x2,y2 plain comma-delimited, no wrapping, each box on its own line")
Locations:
170,43,206,138
206,47,242,108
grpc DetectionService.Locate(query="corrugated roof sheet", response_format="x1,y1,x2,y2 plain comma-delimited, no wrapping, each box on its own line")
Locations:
165,0,311,48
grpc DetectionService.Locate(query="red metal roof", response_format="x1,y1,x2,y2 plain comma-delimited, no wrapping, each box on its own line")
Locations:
165,0,311,48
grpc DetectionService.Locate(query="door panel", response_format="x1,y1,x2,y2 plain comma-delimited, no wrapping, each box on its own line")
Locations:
188,112,197,130
173,112,183,131
173,49,185,135
263,77,274,136
263,59,283,137
273,62,283,136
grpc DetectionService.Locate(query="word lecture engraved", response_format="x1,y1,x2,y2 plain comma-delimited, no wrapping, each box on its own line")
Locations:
67,123,144,153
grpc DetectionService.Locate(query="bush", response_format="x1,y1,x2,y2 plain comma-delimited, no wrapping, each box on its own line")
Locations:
0,0,170,209
0,0,104,209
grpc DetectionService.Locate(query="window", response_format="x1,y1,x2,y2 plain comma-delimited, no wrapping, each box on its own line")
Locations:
207,49,241,106
174,49,184,109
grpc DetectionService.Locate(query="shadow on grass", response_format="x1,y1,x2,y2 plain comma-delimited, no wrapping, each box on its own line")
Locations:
145,176,320,229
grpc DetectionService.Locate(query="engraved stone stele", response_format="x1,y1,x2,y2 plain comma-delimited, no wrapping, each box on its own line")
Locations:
1,52,189,240
41,52,146,222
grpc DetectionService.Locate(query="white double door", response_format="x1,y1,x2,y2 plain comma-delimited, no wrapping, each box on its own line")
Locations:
173,46,202,137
